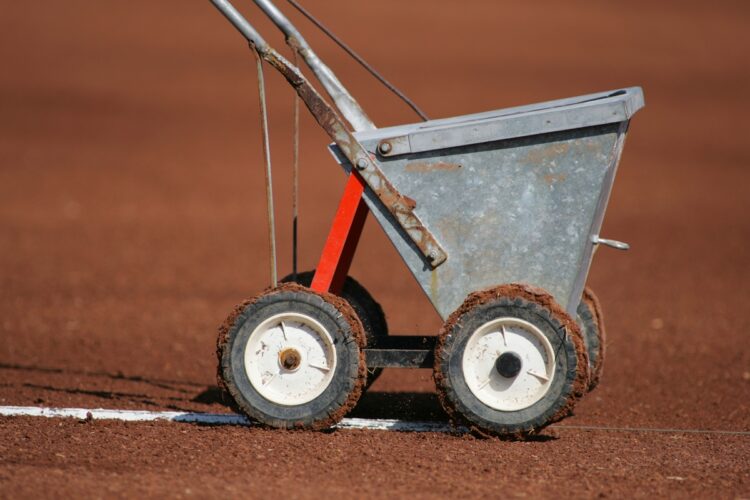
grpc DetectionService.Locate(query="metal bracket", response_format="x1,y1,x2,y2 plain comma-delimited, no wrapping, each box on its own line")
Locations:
592,235,630,250
259,53,446,267
363,336,436,368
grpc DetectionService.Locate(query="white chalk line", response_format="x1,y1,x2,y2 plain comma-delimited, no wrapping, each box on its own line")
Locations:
0,406,456,433
1,406,748,436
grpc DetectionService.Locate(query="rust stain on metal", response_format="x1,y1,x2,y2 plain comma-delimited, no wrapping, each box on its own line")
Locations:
543,173,567,185
430,269,439,303
525,143,570,165
405,161,462,173
262,50,447,268
584,138,603,154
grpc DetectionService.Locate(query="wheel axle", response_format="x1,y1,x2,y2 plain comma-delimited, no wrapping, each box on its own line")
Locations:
495,352,522,378
279,348,302,371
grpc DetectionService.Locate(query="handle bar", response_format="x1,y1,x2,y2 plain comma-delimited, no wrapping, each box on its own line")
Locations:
210,0,374,132
210,0,270,52
208,0,449,267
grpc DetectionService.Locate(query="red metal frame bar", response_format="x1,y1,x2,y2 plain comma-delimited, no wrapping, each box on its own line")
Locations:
310,172,368,294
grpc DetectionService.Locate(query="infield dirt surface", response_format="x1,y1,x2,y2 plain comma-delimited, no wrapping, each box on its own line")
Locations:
1,0,749,497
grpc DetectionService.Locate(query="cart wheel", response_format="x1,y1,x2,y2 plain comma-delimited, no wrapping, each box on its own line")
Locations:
281,271,387,388
434,284,588,439
216,283,366,430
576,287,606,391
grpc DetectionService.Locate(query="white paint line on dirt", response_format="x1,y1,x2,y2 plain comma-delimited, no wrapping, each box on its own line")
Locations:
0,406,457,433
1,406,749,436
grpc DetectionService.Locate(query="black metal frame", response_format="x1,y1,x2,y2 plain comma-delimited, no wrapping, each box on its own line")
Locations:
363,336,436,369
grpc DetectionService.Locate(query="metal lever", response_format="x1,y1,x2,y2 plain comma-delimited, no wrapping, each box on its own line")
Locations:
251,0,376,132
592,236,630,250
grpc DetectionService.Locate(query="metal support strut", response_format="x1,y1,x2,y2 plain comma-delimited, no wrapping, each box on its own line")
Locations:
310,172,368,294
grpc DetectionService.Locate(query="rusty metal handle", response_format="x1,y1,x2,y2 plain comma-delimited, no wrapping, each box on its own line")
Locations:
208,0,448,268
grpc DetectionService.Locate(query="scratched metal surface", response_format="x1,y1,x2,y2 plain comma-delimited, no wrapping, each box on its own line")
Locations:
329,89,643,319
335,123,626,319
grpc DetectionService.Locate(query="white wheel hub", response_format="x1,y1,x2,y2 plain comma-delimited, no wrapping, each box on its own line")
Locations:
244,312,337,406
462,317,555,411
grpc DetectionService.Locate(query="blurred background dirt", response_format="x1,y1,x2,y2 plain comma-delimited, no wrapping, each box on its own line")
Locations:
1,0,748,497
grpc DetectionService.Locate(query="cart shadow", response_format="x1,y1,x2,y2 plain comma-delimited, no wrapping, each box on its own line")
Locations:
1,362,219,413
0,362,204,392
192,387,450,422
349,391,448,421
109,386,558,441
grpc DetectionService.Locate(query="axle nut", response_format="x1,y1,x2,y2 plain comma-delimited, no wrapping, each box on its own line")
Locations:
279,348,302,371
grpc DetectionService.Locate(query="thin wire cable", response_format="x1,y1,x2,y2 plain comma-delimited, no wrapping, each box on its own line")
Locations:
552,424,750,436
291,48,300,282
252,47,277,286
285,0,429,122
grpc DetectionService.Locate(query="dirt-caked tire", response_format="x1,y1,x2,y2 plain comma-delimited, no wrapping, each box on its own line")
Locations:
217,283,366,430
576,286,606,391
434,284,588,439
281,271,387,387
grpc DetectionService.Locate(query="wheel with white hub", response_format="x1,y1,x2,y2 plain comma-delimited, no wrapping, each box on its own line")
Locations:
244,312,338,405
462,317,556,411
217,284,366,430
434,284,588,439
280,271,388,388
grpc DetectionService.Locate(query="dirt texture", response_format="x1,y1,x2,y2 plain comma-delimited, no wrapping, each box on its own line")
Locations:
581,286,606,390
1,0,750,498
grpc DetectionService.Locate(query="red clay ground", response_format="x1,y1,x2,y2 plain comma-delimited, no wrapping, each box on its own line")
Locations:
1,0,749,497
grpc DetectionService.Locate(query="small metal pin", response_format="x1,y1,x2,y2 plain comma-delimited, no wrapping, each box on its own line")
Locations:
378,141,392,154
355,157,368,170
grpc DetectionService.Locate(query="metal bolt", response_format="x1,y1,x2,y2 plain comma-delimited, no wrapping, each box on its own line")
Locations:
355,157,368,170
378,141,392,154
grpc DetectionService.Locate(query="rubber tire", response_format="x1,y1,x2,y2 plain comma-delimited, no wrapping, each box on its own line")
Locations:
434,285,588,439
281,271,387,387
217,285,365,430
576,287,606,391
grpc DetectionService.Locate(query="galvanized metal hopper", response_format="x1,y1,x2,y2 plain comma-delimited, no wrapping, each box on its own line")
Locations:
333,88,644,318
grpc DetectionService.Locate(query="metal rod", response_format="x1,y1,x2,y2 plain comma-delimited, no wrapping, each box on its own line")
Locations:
285,0,429,122
291,48,300,282
210,0,270,52
250,0,375,132
253,48,278,286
